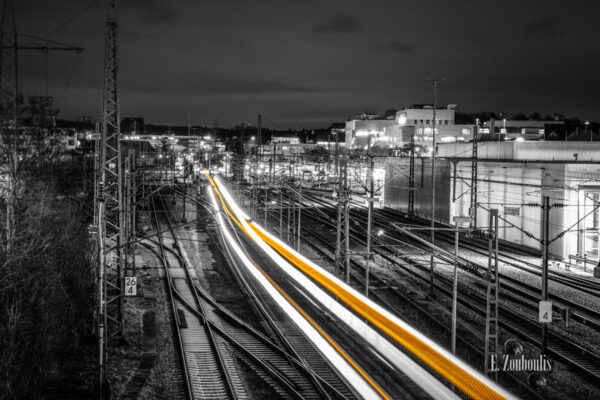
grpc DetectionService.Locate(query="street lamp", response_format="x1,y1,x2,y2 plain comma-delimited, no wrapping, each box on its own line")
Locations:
426,77,444,294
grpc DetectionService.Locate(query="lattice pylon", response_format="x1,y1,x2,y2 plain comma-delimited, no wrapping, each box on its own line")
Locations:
335,158,350,282
99,0,125,337
484,209,500,380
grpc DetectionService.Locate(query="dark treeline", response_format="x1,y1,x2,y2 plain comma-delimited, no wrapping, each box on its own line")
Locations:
0,152,96,399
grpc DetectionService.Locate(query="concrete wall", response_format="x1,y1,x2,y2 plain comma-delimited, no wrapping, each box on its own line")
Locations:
451,162,570,255
438,141,600,162
383,157,451,223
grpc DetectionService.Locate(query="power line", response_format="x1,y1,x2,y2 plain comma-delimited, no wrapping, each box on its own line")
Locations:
42,0,101,39
54,53,82,106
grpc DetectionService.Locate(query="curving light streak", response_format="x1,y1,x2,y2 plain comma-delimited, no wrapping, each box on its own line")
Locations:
209,176,460,400
210,174,517,400
206,185,385,400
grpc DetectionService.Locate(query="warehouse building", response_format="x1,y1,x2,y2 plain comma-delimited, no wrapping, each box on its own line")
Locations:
383,141,600,264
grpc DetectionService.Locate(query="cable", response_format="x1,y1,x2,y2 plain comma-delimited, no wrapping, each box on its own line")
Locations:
42,0,100,39
54,53,81,106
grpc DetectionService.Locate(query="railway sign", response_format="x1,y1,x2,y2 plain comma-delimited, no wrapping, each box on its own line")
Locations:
125,276,137,296
504,207,520,216
539,300,552,323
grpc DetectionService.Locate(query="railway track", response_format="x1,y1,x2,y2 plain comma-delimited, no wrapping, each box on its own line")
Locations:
375,207,600,296
299,192,600,331
285,193,600,387
299,188,600,295
151,194,235,399
230,187,548,399
297,223,550,400
149,188,358,400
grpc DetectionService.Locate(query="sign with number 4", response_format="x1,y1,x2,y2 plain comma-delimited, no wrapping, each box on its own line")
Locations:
539,300,552,323
125,277,137,296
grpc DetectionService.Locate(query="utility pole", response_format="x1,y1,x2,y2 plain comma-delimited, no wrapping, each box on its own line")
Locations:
240,122,245,156
264,180,268,228
181,166,187,223
408,133,415,215
365,135,375,296
287,168,291,243
297,181,302,251
335,158,351,282
279,189,283,239
97,0,122,395
484,209,500,380
1,0,83,252
126,149,136,277
171,154,176,205
540,195,550,354
427,77,443,293
452,216,471,354
334,132,340,181
257,114,262,168
470,124,479,229
453,226,459,354
271,140,275,183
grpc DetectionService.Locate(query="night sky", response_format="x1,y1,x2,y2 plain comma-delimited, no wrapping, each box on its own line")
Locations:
12,0,600,128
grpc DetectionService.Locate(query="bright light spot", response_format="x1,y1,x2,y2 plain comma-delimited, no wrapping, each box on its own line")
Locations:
398,114,407,125
377,229,384,236
515,137,525,142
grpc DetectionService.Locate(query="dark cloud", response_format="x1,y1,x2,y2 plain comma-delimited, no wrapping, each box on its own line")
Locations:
122,0,179,24
378,41,415,54
11,0,600,127
524,16,560,39
198,77,315,96
122,74,315,96
313,15,361,34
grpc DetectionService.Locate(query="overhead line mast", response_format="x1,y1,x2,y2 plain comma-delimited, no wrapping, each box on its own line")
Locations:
97,0,124,393
1,0,82,253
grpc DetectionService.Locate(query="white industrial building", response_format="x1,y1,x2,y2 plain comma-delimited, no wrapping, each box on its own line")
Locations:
383,141,600,264
346,106,474,152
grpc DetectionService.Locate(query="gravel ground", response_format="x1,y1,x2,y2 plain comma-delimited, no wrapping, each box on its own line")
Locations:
106,217,187,399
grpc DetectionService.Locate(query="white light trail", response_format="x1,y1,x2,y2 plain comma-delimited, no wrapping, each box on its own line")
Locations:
212,177,469,400
206,186,385,400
